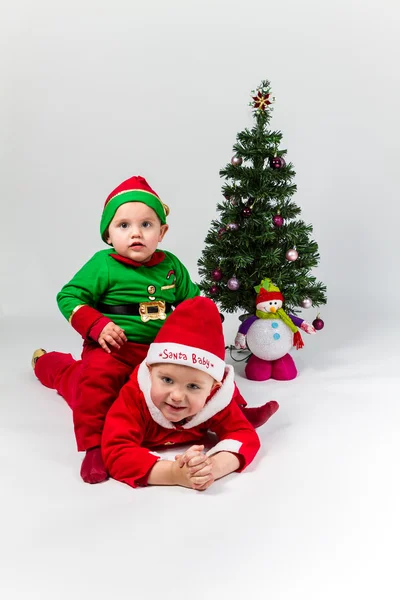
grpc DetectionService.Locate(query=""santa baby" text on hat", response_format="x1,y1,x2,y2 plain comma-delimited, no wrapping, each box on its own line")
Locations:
146,296,226,382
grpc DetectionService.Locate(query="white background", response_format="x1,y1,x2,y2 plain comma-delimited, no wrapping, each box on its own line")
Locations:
1,1,399,598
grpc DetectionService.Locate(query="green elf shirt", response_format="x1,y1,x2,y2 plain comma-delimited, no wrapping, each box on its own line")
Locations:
57,249,200,344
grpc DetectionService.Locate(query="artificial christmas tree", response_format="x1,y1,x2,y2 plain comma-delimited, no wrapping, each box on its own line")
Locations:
198,80,327,377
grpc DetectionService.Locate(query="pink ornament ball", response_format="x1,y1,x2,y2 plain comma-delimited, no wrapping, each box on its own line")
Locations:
286,248,298,261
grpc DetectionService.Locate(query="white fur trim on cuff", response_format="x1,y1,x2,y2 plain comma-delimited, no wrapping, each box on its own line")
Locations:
146,342,225,382
206,439,243,457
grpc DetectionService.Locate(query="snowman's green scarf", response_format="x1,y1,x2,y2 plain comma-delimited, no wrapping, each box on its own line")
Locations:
256,307,298,333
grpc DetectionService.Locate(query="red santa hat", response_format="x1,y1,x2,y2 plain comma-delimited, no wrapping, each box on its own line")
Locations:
146,297,226,382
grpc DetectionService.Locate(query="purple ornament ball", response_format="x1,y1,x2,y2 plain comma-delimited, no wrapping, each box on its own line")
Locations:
270,156,286,169
209,285,219,295
312,316,325,330
272,214,284,227
211,268,223,281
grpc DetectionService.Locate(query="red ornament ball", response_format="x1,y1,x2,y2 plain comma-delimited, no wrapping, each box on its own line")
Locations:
312,316,325,330
218,228,226,238
211,268,223,281
270,156,286,169
273,215,284,227
241,207,252,218
209,285,219,296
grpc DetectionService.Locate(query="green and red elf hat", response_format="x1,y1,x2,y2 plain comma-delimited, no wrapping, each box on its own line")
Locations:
100,175,170,242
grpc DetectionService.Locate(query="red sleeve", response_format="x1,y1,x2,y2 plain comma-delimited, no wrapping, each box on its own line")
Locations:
88,316,112,341
102,381,160,488
206,401,261,472
70,305,112,340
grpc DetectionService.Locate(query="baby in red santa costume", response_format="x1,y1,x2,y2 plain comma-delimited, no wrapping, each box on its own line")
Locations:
102,296,279,490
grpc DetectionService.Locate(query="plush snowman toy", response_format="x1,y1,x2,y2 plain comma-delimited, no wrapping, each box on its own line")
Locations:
234,278,315,381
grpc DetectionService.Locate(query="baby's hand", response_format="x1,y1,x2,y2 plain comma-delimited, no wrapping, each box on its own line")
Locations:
186,453,215,491
174,445,205,468
300,321,316,335
175,445,215,491
98,322,127,353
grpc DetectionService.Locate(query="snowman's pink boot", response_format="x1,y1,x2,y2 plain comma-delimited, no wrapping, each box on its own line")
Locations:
271,353,297,380
245,355,273,381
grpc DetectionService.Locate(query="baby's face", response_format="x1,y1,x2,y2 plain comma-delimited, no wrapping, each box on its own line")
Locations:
148,363,219,422
106,202,168,263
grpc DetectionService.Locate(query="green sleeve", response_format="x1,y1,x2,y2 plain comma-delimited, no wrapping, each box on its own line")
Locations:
169,253,200,304
56,252,110,321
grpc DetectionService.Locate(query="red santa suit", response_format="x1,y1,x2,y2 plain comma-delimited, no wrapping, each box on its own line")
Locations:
102,361,261,488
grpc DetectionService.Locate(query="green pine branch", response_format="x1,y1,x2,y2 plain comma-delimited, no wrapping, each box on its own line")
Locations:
198,79,327,318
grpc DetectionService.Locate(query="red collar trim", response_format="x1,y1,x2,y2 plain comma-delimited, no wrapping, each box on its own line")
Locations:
110,251,166,268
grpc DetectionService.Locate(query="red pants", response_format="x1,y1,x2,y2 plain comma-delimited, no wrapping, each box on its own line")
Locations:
35,341,149,451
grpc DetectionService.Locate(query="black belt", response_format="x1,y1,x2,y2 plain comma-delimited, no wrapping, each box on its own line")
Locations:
97,301,173,316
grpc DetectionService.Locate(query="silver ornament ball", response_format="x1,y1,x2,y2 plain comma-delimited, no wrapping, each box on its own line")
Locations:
227,277,240,291
301,297,312,309
231,156,243,167
286,248,299,262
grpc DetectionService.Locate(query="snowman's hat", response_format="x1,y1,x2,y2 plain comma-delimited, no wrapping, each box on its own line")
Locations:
255,279,284,307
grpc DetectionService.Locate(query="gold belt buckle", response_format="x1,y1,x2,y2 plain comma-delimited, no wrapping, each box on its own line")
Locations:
139,300,167,323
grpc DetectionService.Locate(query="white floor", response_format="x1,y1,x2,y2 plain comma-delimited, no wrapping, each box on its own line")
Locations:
1,317,399,600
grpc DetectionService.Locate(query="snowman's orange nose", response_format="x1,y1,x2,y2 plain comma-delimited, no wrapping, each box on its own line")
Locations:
269,306,276,313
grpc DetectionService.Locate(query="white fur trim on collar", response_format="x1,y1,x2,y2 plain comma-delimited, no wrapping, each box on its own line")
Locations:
138,362,175,429
137,362,235,429
182,366,235,428
146,342,225,382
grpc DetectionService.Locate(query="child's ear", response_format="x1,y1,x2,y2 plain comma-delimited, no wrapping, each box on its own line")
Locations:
211,381,222,392
159,223,169,242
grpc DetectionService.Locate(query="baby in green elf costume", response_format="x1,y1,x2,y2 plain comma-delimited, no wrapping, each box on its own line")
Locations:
32,176,274,484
